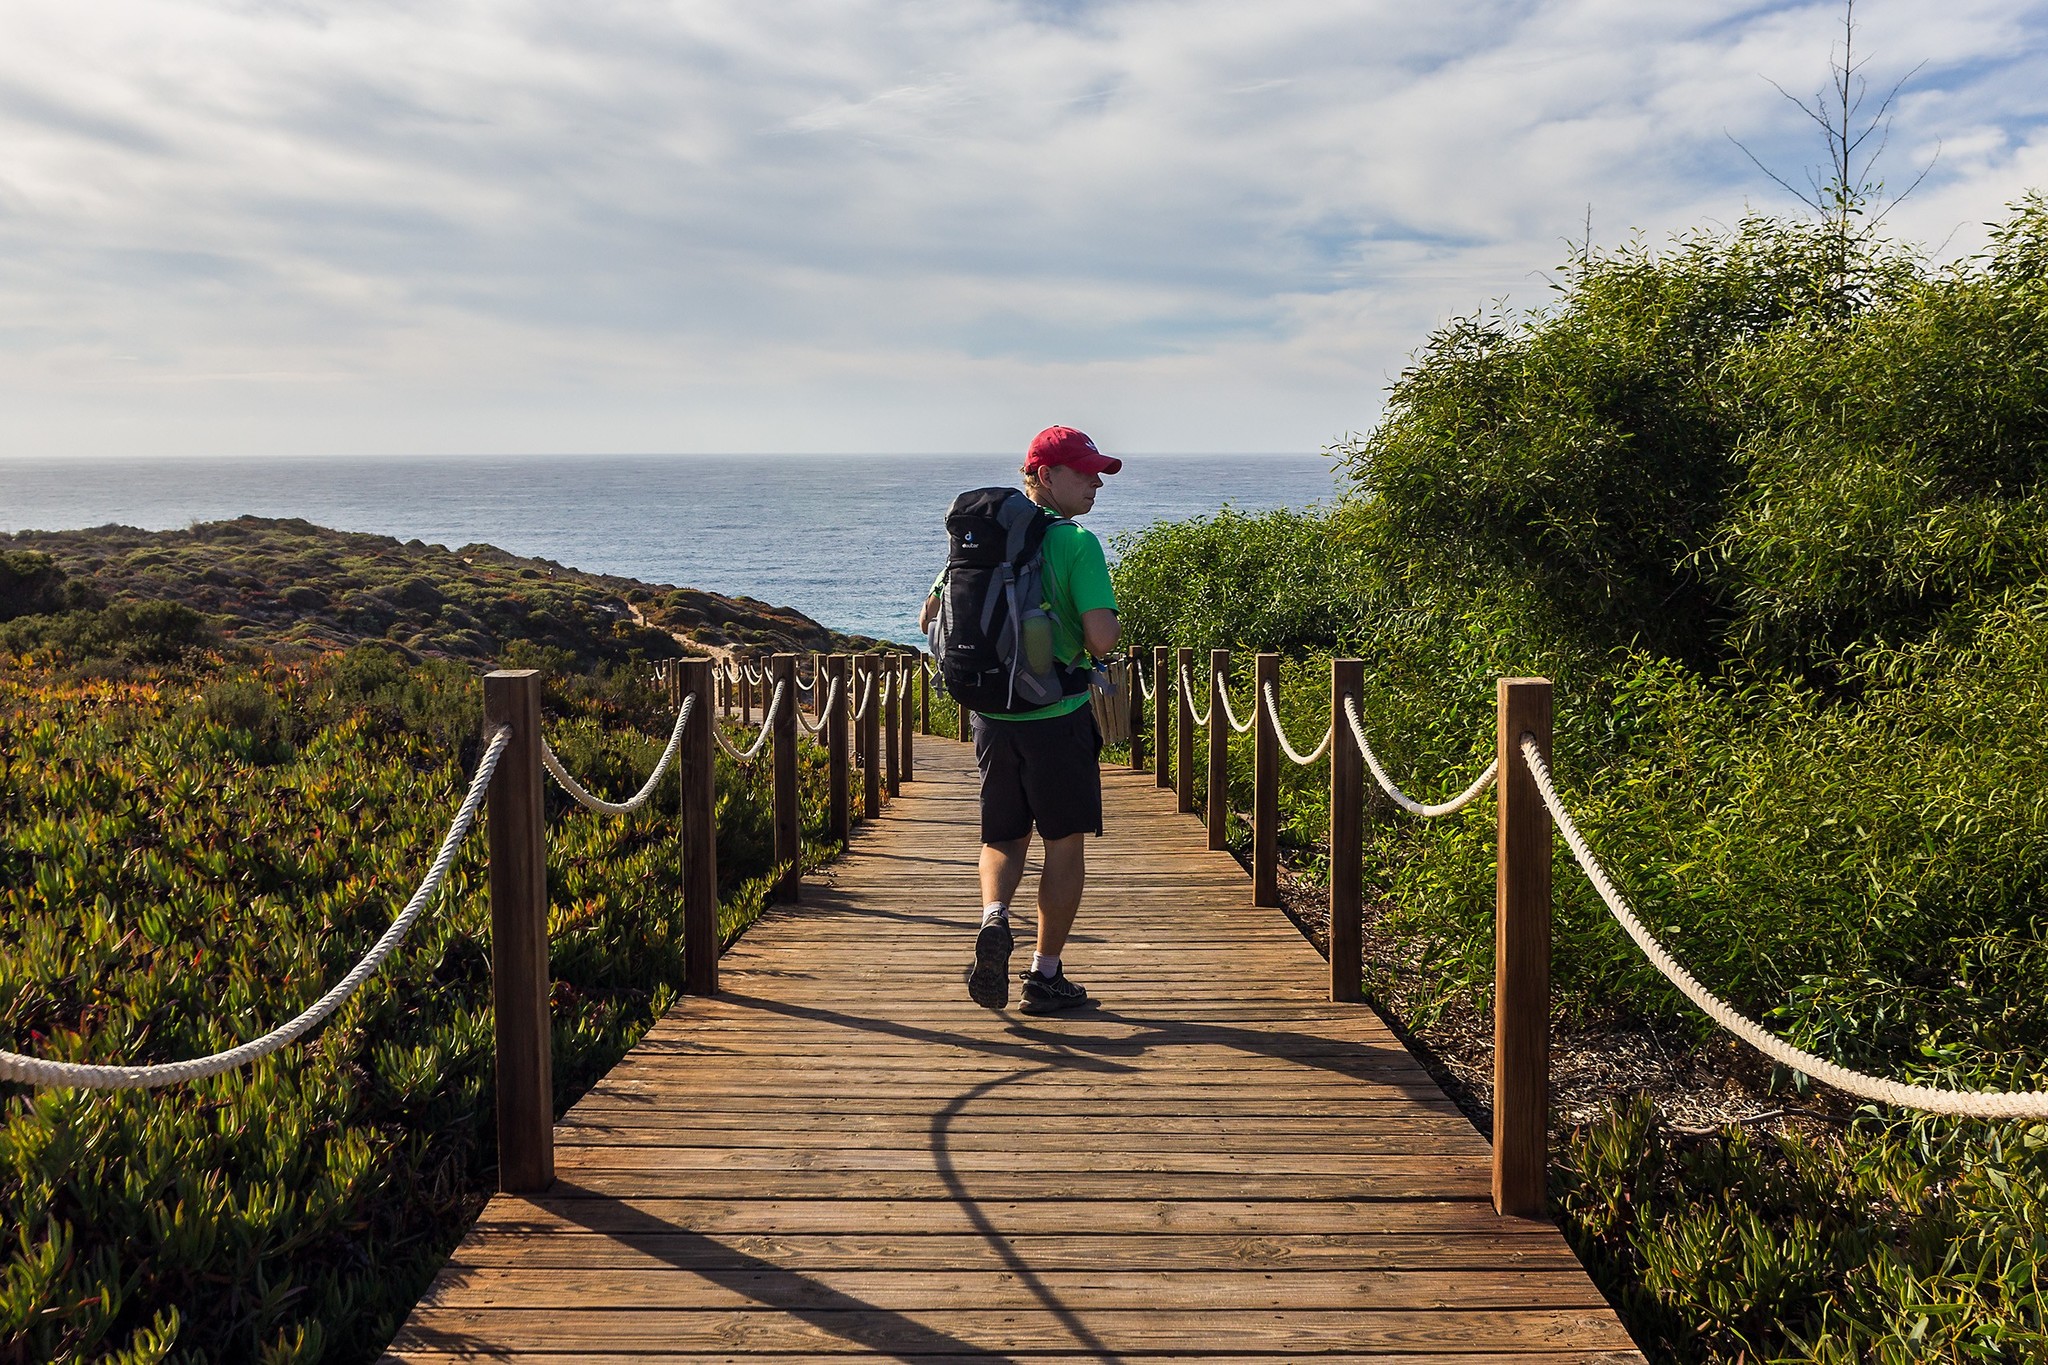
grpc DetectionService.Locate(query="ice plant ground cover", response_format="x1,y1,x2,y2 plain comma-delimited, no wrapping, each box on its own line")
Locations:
0,643,857,1363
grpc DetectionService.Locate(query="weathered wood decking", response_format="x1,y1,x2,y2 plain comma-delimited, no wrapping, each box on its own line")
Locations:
386,737,1642,1362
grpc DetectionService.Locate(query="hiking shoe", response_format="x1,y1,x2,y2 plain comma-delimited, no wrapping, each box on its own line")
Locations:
1020,968,1091,1015
966,919,1014,1009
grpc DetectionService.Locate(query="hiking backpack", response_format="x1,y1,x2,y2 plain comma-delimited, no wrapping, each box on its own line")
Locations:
928,487,1090,714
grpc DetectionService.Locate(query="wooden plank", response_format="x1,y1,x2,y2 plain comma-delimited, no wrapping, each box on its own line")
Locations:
389,1354,1645,1364
390,1306,1640,1355
442,1231,1589,1272
421,1266,1612,1311
466,1198,1505,1238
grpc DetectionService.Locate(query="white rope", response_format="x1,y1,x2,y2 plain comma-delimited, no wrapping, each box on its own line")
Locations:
1343,696,1497,817
850,669,877,722
1178,665,1213,728
0,726,512,1090
1137,660,1155,702
1215,671,1256,735
741,662,765,686
542,697,694,816
713,682,785,762
1520,735,2048,1119
797,677,842,735
1260,681,1332,765
793,659,818,691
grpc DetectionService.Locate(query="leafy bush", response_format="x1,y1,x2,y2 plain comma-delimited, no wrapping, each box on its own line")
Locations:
1110,196,2048,1361
1,601,214,666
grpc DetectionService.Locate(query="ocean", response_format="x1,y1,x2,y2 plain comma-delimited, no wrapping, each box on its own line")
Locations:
0,454,1344,643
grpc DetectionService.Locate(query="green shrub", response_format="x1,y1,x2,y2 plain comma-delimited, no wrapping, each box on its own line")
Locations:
1110,196,2048,1361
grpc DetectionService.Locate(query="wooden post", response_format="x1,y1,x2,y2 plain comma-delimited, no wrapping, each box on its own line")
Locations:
1495,677,1554,1219
1153,645,1171,789
862,658,882,820
883,655,901,798
1127,657,1145,772
1207,649,1230,850
772,654,800,902
679,658,719,997
484,669,552,1194
1175,646,1196,814
827,654,850,845
918,650,931,736
1329,659,1364,1003
1253,652,1279,908
899,655,915,783
740,660,754,723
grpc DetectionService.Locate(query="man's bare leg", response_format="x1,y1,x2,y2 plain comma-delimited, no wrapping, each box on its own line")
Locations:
980,836,1030,909
1035,832,1086,958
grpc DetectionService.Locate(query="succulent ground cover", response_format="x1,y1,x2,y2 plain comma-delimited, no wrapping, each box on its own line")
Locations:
1111,199,2048,1361
1,609,870,1360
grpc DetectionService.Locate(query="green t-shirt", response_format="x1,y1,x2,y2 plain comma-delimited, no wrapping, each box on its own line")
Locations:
934,505,1118,722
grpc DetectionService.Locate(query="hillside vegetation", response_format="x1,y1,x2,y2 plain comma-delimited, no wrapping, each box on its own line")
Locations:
1,517,871,668
1112,197,2048,1361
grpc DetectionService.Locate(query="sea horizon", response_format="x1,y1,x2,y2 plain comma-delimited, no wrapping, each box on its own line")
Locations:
2,452,1344,642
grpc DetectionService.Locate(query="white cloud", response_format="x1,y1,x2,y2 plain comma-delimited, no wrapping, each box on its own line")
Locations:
0,0,2044,457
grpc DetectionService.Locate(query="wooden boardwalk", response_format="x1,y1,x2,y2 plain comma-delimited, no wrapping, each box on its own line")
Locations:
386,737,1642,1362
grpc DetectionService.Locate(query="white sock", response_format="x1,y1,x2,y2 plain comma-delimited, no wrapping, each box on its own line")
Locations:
981,902,1008,928
1032,952,1061,978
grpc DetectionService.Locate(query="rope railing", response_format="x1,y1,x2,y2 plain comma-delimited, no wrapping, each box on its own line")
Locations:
850,668,877,722
714,681,785,762
0,725,513,1090
1178,665,1213,728
1260,681,1331,765
543,696,695,816
1135,658,1154,701
1520,736,2048,1120
5,648,930,1203
1133,642,2048,1213
1214,671,1256,735
797,677,842,735
793,659,818,691
1342,695,1496,818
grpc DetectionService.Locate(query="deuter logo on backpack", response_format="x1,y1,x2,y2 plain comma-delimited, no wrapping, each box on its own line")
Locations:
929,487,1089,713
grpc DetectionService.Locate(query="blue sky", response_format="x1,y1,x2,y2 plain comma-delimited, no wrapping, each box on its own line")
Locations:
2,0,2045,459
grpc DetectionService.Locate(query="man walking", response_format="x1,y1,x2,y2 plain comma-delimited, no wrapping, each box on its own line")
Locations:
919,426,1122,1014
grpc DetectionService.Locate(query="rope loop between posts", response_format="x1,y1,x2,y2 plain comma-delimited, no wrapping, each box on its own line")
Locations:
1260,681,1332,765
1519,734,2048,1119
741,662,765,686
1214,671,1256,735
1178,665,1213,728
797,676,842,735
1136,659,1155,702
850,668,878,722
0,725,513,1090
714,682,785,762
542,696,695,816
1342,696,1497,817
792,658,819,691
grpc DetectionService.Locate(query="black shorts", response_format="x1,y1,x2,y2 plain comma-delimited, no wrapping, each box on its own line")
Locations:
972,704,1104,844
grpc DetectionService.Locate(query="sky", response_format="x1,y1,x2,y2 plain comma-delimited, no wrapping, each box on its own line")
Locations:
2,0,2046,460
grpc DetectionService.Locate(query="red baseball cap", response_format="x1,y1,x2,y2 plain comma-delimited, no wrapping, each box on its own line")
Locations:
1025,426,1122,476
